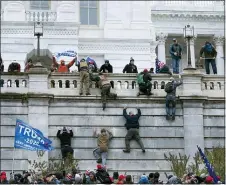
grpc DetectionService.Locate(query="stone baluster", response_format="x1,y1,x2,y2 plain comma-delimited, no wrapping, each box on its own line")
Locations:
156,32,168,63
213,35,225,75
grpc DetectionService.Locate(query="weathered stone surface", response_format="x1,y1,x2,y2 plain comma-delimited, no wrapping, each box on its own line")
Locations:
204,138,224,148
1,160,28,171
204,116,224,127
204,127,224,137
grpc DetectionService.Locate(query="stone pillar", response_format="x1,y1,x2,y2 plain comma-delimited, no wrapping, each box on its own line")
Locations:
181,99,205,161
186,36,197,68
213,35,225,75
156,33,168,63
27,63,52,164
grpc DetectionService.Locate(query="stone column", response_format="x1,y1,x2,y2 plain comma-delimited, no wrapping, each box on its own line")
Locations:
156,33,168,63
27,63,52,164
213,35,225,75
185,36,197,68
181,99,205,161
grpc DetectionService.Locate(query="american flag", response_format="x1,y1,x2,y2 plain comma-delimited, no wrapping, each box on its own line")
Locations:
197,145,219,184
155,59,165,73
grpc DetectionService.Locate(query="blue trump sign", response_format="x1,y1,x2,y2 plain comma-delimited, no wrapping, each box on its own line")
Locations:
14,119,53,151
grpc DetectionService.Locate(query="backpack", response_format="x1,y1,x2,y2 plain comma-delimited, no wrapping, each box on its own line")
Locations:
96,170,111,184
137,73,144,85
165,82,174,93
204,43,213,53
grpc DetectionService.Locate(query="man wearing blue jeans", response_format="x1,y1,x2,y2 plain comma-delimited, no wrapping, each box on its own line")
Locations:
200,41,217,74
169,38,182,74
93,128,113,167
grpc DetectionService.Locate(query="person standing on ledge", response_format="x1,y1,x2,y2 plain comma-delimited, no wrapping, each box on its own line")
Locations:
122,107,145,153
123,57,138,73
164,76,183,121
99,60,113,73
52,55,76,72
93,128,113,167
169,38,182,74
200,41,217,74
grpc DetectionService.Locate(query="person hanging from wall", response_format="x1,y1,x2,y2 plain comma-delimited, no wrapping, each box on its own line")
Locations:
155,58,172,75
199,41,218,74
90,72,117,110
169,38,182,74
56,127,74,160
77,58,91,96
164,76,183,121
122,107,145,153
137,69,153,96
8,61,21,72
52,55,76,72
24,58,34,72
123,57,138,73
0,56,4,72
99,60,113,73
93,128,113,167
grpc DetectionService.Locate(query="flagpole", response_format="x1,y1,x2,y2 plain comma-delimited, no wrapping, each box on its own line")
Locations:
11,147,16,175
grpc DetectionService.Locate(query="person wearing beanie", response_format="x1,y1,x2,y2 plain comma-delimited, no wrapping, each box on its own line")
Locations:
117,175,125,184
137,69,153,96
113,172,119,184
164,75,183,120
139,175,149,184
123,57,138,73
77,58,91,96
123,107,145,153
100,60,113,73
93,128,113,166
52,54,76,73
90,72,117,110
125,175,133,184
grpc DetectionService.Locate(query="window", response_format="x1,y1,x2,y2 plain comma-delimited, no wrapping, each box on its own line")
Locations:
30,0,50,10
80,1,98,25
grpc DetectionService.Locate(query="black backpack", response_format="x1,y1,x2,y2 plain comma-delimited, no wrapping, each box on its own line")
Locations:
165,82,174,93
96,170,111,184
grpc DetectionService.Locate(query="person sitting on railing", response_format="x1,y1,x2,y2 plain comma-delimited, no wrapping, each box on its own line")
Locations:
90,72,117,110
137,69,153,96
52,55,76,73
164,76,183,121
99,60,113,73
57,127,74,160
199,41,217,74
0,56,4,72
8,61,21,72
24,58,34,72
123,57,138,73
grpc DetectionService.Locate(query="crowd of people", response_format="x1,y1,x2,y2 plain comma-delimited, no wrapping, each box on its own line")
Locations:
0,169,223,184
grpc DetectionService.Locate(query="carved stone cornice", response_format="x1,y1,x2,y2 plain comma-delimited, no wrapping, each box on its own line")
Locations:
156,32,168,44
213,35,225,46
152,11,224,22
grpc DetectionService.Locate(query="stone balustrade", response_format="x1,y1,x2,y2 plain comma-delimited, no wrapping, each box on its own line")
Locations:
25,10,57,22
0,72,224,99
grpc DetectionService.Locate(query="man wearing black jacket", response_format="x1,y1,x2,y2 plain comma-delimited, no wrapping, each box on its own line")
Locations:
123,57,138,73
99,60,113,73
57,127,74,159
122,107,145,153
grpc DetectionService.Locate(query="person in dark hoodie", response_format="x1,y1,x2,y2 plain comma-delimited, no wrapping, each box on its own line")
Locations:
57,127,74,159
96,164,112,184
99,60,113,73
200,41,217,74
122,107,145,153
8,61,21,72
123,57,138,73
0,56,4,72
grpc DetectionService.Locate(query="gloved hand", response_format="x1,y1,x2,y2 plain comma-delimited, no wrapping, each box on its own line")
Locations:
174,52,177,56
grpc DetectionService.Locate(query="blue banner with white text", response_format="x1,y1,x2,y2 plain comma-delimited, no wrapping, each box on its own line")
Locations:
14,119,53,151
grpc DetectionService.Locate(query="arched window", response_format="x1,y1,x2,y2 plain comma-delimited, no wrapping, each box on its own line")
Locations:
80,1,98,25
30,0,51,10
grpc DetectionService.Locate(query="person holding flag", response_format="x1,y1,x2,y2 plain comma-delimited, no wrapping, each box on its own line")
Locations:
155,58,172,75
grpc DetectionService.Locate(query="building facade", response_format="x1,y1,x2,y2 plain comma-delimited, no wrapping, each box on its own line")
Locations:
1,1,224,74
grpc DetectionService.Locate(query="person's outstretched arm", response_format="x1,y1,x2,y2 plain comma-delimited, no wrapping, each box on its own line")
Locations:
123,107,129,119
137,108,141,118
52,56,59,68
67,57,77,68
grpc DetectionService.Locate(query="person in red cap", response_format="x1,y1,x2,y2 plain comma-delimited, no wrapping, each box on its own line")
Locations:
0,172,8,184
137,69,153,96
95,164,112,184
117,175,125,184
205,176,214,184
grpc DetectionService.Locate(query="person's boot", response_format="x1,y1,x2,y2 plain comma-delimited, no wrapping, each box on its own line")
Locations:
123,149,130,153
142,149,146,153
166,115,170,120
96,158,102,163
86,93,91,95
102,103,106,110
113,94,117,100
172,115,175,120
79,93,83,95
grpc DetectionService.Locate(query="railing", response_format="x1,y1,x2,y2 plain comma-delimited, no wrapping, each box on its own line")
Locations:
25,10,57,22
0,73,224,98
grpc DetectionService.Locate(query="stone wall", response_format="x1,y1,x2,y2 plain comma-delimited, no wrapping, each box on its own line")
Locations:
0,69,224,180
